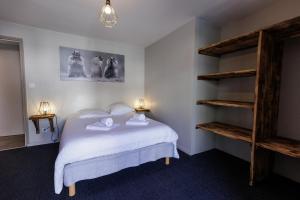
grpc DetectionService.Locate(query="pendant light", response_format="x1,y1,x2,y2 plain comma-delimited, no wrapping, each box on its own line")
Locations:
99,0,117,28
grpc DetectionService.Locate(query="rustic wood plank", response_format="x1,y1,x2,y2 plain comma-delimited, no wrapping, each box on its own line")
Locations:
29,114,55,120
196,122,252,143
198,16,300,58
250,30,284,185
135,108,150,113
257,137,300,158
263,16,300,40
198,69,256,80
250,148,274,186
197,100,254,109
198,31,259,57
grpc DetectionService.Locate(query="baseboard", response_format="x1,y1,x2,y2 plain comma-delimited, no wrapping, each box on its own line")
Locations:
26,140,58,147
177,144,192,155
0,133,25,137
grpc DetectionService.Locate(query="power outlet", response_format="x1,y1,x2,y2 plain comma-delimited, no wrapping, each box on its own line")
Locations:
42,127,49,133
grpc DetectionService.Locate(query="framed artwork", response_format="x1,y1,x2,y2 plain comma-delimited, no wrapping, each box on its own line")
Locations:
60,46,124,82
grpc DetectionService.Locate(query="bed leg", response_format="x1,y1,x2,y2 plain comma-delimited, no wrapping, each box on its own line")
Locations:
69,184,76,197
165,157,170,165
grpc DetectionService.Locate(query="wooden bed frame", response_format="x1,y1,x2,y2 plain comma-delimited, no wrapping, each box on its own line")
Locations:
68,157,170,197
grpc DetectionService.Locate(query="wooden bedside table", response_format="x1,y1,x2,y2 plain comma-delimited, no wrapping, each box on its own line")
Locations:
135,108,150,113
29,114,56,134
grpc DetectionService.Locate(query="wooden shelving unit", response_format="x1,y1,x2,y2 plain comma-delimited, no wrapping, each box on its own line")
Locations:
196,16,300,185
196,122,252,143
197,69,256,80
197,100,254,110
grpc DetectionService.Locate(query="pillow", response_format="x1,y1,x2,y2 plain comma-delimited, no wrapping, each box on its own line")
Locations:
107,102,134,115
78,108,108,118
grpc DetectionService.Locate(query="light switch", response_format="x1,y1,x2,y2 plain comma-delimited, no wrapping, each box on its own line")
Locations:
29,82,36,88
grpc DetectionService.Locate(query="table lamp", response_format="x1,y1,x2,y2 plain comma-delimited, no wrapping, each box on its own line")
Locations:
39,101,50,115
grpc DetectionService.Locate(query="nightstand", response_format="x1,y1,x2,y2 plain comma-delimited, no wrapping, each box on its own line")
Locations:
135,108,150,113
29,114,56,134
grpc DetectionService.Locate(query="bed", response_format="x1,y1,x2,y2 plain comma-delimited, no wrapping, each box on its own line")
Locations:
54,110,179,196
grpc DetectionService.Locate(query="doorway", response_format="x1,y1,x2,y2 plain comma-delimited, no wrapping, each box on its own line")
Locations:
0,36,27,151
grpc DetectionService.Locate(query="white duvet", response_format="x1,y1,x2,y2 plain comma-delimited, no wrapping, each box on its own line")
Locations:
54,112,179,194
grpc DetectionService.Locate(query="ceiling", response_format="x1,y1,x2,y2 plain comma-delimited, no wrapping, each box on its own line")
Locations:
0,0,274,47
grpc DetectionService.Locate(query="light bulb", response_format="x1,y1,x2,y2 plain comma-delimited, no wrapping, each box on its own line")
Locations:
104,5,112,14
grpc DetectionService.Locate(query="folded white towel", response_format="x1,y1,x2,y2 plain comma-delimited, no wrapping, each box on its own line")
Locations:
100,118,113,127
126,118,149,126
132,113,146,121
86,122,119,131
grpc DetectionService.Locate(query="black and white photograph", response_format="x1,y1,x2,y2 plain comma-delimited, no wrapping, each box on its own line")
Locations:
60,46,125,82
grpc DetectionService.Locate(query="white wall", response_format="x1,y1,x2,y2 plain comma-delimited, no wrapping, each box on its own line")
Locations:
0,43,24,136
145,18,219,155
216,0,300,182
0,20,145,146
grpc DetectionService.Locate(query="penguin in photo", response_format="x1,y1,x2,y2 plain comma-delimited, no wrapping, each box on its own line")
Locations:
67,50,87,78
91,56,104,78
104,57,118,79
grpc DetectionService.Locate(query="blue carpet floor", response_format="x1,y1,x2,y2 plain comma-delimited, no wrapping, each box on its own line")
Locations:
0,144,299,200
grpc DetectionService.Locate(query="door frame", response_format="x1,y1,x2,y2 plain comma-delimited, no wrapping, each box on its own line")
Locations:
0,35,28,146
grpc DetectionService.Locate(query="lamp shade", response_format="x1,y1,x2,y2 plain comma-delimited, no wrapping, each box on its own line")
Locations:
138,98,145,109
99,0,117,28
39,101,50,115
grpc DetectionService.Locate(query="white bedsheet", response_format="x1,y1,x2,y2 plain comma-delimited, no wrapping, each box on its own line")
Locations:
54,112,179,194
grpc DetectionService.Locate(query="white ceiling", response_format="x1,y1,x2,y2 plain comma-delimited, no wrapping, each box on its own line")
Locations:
0,0,274,47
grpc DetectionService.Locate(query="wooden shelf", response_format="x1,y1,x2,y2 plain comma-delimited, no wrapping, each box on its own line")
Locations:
197,100,254,110
29,114,56,134
135,108,150,113
29,114,55,120
196,122,252,143
198,31,259,57
198,69,256,80
263,16,300,40
257,137,300,158
197,17,300,58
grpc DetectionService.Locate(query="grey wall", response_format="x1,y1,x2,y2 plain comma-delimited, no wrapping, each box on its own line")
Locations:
0,43,24,136
216,0,300,183
145,18,219,155
221,0,300,39
0,20,145,146
275,38,300,182
215,48,256,160
192,19,220,154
